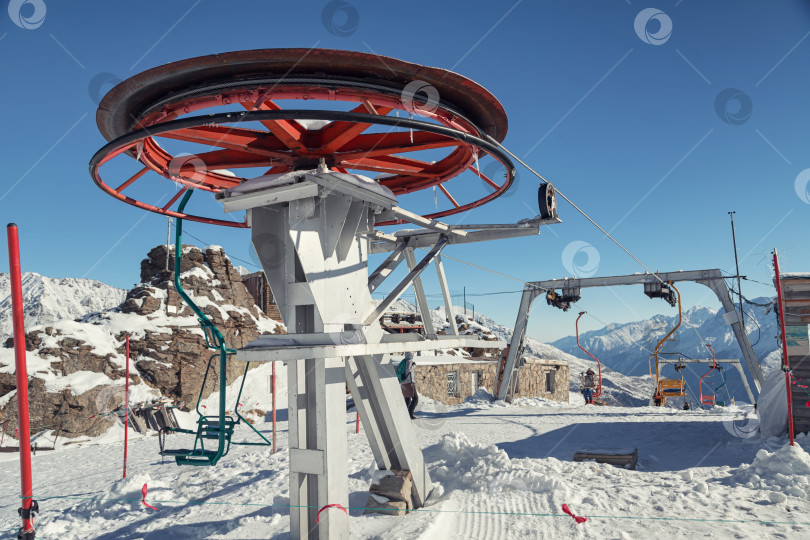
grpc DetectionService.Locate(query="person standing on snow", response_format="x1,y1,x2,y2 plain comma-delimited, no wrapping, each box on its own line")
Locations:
580,368,596,404
397,352,418,419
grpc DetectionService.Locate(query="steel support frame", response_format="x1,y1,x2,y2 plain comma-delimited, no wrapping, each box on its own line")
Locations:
244,175,436,539
497,269,764,402
364,238,448,326
497,286,543,401
368,217,558,254
435,255,459,336
404,247,437,337
250,200,354,539
698,276,764,390
368,240,409,293
238,171,559,536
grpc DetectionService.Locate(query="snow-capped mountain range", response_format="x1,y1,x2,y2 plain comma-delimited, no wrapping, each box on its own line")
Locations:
550,297,780,403
0,272,127,341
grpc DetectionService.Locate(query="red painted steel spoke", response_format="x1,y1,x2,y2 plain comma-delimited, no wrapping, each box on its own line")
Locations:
115,166,149,193
438,184,460,208
244,100,307,151
343,154,433,173
158,126,289,157
162,187,189,211
470,165,501,190
139,138,240,190
341,163,434,178
191,149,281,169
335,131,459,160
319,104,394,153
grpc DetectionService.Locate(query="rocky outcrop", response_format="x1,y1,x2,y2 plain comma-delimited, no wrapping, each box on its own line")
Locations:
0,245,284,439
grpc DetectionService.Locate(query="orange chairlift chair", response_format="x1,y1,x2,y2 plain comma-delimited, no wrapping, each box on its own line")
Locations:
699,343,718,406
652,282,687,399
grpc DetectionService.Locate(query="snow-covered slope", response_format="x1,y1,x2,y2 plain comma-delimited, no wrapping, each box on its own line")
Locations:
551,297,778,403
0,272,127,341
2,390,806,539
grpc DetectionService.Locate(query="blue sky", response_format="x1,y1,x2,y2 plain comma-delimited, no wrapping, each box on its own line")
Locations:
0,0,808,342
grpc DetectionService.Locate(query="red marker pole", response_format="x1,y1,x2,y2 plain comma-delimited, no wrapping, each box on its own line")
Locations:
124,334,130,478
773,249,795,446
7,224,36,539
272,361,277,454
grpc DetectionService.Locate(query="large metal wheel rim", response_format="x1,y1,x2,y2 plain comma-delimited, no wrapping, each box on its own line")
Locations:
97,48,508,142
90,110,516,228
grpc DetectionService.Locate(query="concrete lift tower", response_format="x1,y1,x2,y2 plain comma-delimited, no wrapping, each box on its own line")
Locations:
91,49,560,539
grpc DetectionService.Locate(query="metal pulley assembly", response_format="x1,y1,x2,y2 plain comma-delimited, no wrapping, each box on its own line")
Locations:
538,183,557,219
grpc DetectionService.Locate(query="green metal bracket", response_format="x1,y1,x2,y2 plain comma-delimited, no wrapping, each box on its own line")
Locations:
164,190,270,466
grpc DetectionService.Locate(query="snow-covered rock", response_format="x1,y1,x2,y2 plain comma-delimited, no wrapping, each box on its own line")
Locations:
0,245,284,439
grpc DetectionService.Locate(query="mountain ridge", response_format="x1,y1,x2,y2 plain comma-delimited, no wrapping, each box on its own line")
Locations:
0,272,127,341
550,297,779,402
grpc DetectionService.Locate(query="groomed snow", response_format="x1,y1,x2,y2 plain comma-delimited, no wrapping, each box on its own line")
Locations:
1,375,806,539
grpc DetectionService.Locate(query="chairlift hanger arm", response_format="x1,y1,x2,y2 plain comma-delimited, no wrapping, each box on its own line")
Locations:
368,218,558,254
654,282,682,388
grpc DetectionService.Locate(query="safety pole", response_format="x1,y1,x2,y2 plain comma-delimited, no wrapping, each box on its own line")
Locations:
355,412,360,434
272,360,277,454
124,333,130,478
7,223,36,539
773,249,795,446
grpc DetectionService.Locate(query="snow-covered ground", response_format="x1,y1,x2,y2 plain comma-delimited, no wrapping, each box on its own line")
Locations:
1,364,807,539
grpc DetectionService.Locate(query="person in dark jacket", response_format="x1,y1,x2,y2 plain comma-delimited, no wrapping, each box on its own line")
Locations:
399,352,418,419
581,368,596,404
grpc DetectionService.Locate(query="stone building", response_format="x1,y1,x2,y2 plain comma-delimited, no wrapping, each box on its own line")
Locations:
241,271,282,321
411,356,569,405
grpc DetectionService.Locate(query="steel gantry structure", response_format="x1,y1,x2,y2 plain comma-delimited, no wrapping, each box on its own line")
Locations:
496,269,765,402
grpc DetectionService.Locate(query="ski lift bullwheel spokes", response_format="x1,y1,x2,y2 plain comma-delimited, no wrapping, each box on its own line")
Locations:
91,49,516,227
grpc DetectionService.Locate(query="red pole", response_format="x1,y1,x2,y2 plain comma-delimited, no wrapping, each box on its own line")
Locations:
272,361,277,454
124,334,130,478
7,223,36,538
355,411,360,434
773,249,795,446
